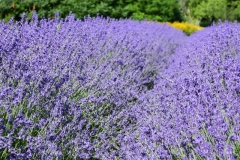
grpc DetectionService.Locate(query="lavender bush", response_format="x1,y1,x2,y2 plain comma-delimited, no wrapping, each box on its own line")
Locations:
119,22,240,159
0,12,186,159
0,12,239,160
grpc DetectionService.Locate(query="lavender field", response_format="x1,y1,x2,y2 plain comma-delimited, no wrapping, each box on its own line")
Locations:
0,13,239,160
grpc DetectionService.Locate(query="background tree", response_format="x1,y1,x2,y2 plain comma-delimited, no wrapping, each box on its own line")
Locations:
2,0,240,26
182,0,240,26
227,0,240,21
0,0,183,22
188,0,227,26
118,0,183,22
0,0,64,21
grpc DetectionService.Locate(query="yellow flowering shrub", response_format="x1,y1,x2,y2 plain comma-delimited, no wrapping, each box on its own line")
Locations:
166,22,203,36
144,21,203,36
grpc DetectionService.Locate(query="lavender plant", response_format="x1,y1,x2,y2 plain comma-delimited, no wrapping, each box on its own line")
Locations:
118,22,240,159
0,12,239,160
0,12,187,159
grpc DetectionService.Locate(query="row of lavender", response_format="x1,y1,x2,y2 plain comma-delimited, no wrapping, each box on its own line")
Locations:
122,22,240,159
0,12,239,159
0,13,186,159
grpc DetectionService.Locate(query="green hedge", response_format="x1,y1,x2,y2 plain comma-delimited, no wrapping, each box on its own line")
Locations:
0,0,183,22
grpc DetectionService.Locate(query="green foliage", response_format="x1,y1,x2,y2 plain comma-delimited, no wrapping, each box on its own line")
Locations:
1,1,240,27
181,0,240,26
233,142,240,160
0,0,63,21
118,0,183,22
0,0,183,22
0,148,9,160
191,0,227,19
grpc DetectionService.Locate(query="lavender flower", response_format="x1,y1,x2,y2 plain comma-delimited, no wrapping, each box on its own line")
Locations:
1,12,239,160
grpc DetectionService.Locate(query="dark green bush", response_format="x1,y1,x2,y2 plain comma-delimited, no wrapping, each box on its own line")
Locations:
0,0,183,22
